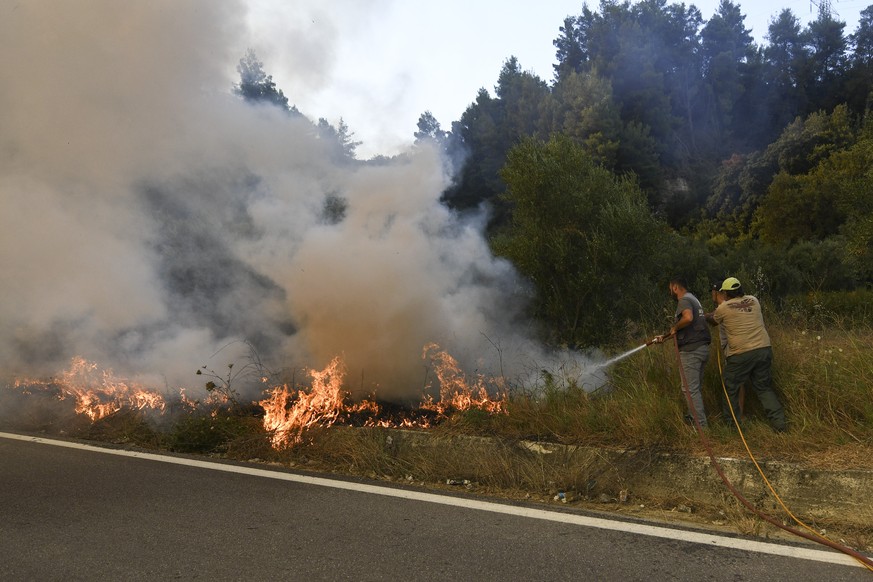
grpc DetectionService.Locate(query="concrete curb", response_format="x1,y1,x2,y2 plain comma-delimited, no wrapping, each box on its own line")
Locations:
380,429,873,528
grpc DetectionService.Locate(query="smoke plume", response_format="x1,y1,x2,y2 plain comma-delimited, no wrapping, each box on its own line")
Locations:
0,1,587,400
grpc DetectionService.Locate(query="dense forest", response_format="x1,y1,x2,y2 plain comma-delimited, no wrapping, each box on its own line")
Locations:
238,0,873,347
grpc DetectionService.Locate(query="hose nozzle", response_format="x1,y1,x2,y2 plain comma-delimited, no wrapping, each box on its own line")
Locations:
646,331,673,345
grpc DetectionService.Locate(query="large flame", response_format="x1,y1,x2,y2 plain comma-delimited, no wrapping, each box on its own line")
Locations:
7,344,507,447
14,356,167,421
258,355,348,447
257,344,506,447
421,342,506,416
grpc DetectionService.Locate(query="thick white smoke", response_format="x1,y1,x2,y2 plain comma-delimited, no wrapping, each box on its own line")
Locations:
0,1,590,399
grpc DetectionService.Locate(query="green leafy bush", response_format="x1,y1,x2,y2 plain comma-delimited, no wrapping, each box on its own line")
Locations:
166,412,260,454
782,289,873,326
494,134,669,347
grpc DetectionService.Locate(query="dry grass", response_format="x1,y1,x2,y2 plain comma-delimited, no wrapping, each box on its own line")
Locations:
452,321,873,470
235,319,872,475
240,424,872,548
5,320,870,544
78,409,162,448
5,320,867,469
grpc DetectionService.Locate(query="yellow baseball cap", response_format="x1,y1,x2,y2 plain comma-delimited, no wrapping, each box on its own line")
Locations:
719,277,741,291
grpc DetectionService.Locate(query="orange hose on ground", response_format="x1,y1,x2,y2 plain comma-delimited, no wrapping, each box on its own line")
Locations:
670,336,873,571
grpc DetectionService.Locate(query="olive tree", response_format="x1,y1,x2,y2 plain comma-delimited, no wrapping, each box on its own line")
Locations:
493,135,667,347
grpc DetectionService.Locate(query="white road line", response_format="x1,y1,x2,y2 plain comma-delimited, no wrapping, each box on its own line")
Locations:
1,431,867,569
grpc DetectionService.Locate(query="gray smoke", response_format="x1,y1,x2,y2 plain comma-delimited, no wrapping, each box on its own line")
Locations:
0,1,592,400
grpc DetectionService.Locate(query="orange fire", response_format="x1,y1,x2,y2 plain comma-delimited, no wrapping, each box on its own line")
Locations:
421,343,506,415
257,344,506,447
258,356,349,447
8,345,506,447
15,356,167,421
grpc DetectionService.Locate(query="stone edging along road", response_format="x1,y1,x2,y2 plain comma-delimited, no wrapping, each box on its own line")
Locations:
3,424,869,531
371,429,873,530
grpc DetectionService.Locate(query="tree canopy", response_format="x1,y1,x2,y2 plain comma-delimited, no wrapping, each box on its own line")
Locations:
437,1,873,342
494,135,667,346
230,3,873,346
234,49,296,113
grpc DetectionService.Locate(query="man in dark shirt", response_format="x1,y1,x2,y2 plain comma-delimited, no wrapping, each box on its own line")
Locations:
655,277,712,427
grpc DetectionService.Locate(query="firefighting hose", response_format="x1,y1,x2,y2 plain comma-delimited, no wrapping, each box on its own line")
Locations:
646,333,873,571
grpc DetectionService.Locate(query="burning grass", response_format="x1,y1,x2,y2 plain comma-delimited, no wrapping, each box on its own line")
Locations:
2,322,870,551
2,323,871,470
256,344,507,448
1,342,509,454
13,356,167,422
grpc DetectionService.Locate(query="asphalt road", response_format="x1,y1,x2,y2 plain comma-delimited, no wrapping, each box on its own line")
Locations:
0,433,869,581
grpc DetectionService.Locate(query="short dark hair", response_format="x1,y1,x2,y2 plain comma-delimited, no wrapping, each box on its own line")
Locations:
669,276,688,289
725,286,744,299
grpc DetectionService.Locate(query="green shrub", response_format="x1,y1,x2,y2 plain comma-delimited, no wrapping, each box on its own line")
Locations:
77,410,161,448
166,412,261,454
494,134,669,347
782,289,873,327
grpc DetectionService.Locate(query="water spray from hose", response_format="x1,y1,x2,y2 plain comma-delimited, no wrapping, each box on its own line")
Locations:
578,343,650,390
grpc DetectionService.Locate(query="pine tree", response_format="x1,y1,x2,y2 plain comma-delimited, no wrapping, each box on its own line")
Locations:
234,49,298,114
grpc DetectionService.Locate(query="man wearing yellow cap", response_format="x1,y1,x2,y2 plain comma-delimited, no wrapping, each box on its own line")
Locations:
710,277,786,432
